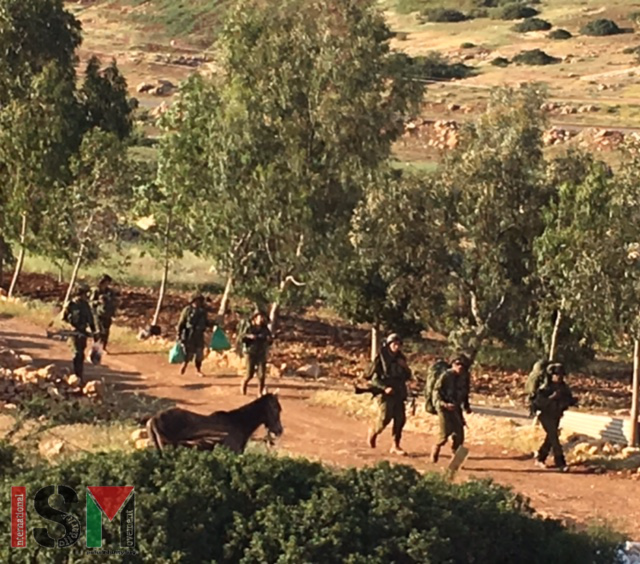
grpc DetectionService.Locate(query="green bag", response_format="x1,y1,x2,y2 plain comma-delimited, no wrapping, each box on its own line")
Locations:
169,342,186,364
424,359,451,415
209,326,231,351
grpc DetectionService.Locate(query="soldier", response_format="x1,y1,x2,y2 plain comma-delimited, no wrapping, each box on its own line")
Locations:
90,274,118,353
240,310,273,396
177,293,209,377
62,284,97,383
430,356,468,463
367,333,412,456
525,358,552,416
455,353,473,414
533,364,577,472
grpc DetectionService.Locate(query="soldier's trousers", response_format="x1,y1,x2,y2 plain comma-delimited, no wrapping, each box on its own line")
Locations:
184,344,205,369
69,335,87,382
244,353,267,392
536,413,565,466
372,397,406,443
96,316,112,349
436,408,465,451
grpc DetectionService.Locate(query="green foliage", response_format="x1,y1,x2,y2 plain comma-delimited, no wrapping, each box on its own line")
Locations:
497,4,539,20
548,28,572,40
0,0,81,103
491,56,511,66
0,449,623,563
513,49,560,65
158,0,424,313
512,17,552,32
411,51,474,79
421,8,468,22
460,41,476,48
125,0,233,46
79,57,133,141
581,19,622,36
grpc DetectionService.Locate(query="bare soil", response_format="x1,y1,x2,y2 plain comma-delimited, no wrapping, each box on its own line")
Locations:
1,315,639,538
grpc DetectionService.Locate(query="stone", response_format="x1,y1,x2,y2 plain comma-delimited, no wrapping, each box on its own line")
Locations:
83,379,105,398
296,362,321,378
447,103,460,112
4,403,17,410
136,82,154,93
135,438,150,450
67,374,81,387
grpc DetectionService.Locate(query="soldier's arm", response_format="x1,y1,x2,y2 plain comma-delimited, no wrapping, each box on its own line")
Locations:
177,308,188,334
86,304,97,334
368,358,386,391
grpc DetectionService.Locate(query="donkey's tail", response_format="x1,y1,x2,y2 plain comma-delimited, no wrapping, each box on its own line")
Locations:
146,417,163,454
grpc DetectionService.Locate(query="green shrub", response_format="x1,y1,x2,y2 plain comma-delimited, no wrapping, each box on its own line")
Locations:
513,17,552,32
461,41,476,48
411,51,474,79
549,28,572,40
581,18,622,36
497,4,539,20
423,8,468,22
0,449,623,563
513,48,560,65
491,56,511,66
469,7,489,18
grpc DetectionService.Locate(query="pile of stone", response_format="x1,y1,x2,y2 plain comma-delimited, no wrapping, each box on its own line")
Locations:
154,53,209,68
565,433,640,469
130,428,150,450
0,341,105,409
136,79,176,97
542,127,575,146
540,102,599,114
428,120,460,150
592,128,625,150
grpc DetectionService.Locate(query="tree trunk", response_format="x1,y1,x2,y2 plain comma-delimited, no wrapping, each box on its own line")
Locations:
7,213,27,298
217,274,233,323
151,255,170,327
631,339,640,447
370,325,380,362
63,242,86,307
548,303,564,362
268,300,280,335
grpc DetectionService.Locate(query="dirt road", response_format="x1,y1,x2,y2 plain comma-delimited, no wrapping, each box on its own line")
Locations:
1,317,639,538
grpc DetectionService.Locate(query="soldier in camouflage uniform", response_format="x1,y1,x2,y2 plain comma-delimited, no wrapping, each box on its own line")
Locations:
241,310,273,396
62,284,97,383
367,333,413,456
430,356,468,463
90,274,117,353
177,293,209,377
533,364,577,472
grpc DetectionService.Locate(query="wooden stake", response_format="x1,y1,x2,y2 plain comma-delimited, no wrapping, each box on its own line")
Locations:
631,339,640,446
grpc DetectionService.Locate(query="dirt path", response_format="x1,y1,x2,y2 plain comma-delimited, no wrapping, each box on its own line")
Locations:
1,317,639,538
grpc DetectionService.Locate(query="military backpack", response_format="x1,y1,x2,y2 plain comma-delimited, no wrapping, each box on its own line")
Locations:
424,359,451,414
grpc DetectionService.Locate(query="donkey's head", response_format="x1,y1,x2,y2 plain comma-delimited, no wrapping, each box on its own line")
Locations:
262,392,283,437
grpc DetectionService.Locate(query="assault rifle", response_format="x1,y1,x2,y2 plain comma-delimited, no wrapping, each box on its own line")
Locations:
353,385,419,416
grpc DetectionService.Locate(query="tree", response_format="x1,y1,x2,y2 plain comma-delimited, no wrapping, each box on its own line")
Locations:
60,129,133,304
79,56,133,140
534,152,616,362
437,86,549,360
330,171,448,357
0,63,83,297
162,0,423,328
0,0,81,103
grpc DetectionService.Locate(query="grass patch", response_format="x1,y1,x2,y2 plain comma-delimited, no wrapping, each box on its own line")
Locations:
548,28,572,40
513,48,560,65
581,19,623,37
512,17,552,33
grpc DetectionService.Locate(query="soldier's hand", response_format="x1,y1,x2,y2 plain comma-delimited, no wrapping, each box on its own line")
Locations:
444,403,456,411
384,387,394,395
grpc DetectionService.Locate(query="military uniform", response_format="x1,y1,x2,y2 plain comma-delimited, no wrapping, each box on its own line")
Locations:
534,378,576,469
431,368,466,461
90,285,117,350
62,293,96,383
177,302,209,373
241,316,272,396
367,345,412,451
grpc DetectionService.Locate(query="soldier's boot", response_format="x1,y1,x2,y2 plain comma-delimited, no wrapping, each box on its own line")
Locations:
180,362,188,376
553,455,568,472
195,360,204,378
390,442,407,456
430,445,441,463
367,429,377,449
241,379,248,396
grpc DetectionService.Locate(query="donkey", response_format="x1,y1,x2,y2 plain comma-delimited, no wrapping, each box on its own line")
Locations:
146,392,283,453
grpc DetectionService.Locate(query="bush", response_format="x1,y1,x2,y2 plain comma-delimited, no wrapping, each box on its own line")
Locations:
497,4,539,20
461,41,476,48
491,56,511,66
0,449,623,563
423,8,468,22
549,28,572,40
581,18,622,36
513,17,552,32
412,51,474,79
513,48,560,65
469,7,489,18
